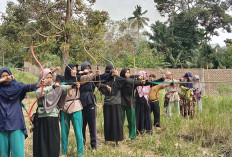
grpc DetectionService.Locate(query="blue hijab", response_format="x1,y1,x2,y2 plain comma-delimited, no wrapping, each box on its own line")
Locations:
81,61,91,71
183,72,193,88
0,68,25,100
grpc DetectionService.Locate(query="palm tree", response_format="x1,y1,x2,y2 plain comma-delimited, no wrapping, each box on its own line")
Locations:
128,5,149,70
128,5,149,36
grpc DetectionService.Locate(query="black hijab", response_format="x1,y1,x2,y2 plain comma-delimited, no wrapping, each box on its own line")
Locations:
56,64,78,83
120,68,130,78
105,64,114,73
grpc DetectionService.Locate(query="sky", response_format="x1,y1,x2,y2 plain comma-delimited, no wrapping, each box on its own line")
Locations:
1,0,231,46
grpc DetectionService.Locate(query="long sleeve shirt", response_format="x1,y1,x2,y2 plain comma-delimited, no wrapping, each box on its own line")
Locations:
0,83,37,137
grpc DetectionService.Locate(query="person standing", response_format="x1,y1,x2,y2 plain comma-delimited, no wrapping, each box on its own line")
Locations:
33,69,79,157
135,71,152,135
193,75,204,112
99,64,126,145
56,64,100,157
120,68,145,140
164,71,180,118
0,67,42,157
148,74,168,127
79,61,98,149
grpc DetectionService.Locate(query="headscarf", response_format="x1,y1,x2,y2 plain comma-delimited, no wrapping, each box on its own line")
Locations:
183,72,192,79
138,71,149,80
136,71,150,101
193,75,203,92
105,64,114,73
64,64,78,82
56,64,79,83
0,67,26,99
81,61,91,71
39,68,67,113
120,68,130,78
97,64,114,81
38,68,52,82
183,72,193,88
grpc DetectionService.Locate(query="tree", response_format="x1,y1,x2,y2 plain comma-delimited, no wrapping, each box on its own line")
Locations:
0,0,109,69
225,39,232,47
152,0,232,68
154,0,232,40
102,19,164,68
128,5,149,35
147,12,203,68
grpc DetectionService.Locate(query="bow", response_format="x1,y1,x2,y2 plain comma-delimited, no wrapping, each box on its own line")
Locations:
28,42,44,121
83,42,102,103
78,25,102,103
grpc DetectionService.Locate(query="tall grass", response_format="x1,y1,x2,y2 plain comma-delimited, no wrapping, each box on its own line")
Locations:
71,92,231,157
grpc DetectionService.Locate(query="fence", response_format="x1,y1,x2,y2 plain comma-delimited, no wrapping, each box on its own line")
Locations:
24,62,232,94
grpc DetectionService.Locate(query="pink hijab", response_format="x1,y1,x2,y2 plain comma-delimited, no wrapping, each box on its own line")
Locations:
136,71,150,101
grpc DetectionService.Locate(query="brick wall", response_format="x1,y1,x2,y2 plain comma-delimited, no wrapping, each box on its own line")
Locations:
24,62,232,94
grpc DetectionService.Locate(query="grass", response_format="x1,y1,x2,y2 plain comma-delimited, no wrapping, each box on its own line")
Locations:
21,93,232,157
9,69,231,156
11,68,39,98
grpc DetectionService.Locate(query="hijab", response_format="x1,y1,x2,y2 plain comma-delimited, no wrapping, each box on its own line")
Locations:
105,64,114,73
98,64,114,81
0,67,26,99
56,64,78,83
120,68,129,78
81,61,91,71
183,72,193,88
39,68,67,113
193,75,203,92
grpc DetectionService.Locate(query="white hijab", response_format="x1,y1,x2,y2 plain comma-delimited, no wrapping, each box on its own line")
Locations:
193,75,203,92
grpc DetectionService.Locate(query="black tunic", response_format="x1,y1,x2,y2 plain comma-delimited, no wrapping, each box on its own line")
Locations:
135,91,152,135
121,78,142,107
100,76,125,141
33,117,60,157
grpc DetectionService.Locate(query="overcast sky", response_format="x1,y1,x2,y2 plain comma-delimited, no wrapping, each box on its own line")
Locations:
1,0,231,46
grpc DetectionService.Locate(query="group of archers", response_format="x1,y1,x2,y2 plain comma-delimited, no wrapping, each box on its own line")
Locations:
0,61,204,157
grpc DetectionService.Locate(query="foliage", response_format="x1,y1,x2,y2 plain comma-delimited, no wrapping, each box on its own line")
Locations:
152,0,232,68
147,12,203,68
0,0,109,69
154,0,232,37
128,5,149,33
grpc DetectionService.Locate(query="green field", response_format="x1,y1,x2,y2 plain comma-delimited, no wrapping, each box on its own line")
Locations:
10,69,232,156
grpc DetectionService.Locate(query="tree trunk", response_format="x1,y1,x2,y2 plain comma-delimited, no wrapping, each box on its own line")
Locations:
62,0,72,72
62,43,70,72
65,0,72,24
